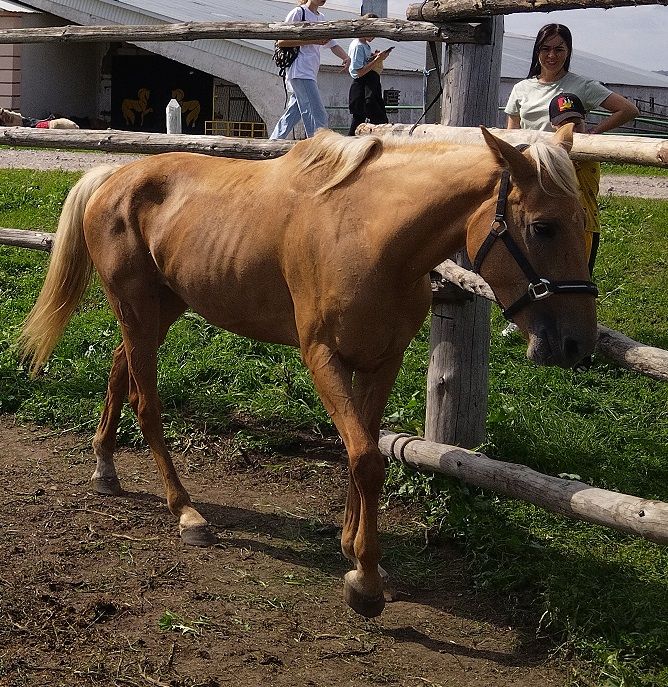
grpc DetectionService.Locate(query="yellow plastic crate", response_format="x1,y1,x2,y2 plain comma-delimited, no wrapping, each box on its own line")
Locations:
204,120,267,138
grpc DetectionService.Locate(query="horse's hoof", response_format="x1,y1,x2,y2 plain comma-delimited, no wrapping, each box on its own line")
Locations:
343,574,385,618
90,477,123,496
181,525,217,547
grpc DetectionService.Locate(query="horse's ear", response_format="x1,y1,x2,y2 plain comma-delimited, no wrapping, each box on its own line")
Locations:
480,126,535,182
552,122,574,152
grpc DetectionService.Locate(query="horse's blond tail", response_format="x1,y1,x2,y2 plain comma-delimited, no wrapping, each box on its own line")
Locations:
19,164,119,375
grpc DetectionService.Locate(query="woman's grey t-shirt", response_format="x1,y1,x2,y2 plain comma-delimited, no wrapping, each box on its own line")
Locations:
504,72,612,130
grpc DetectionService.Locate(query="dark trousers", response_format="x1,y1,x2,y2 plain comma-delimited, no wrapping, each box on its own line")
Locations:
588,232,600,276
347,71,388,136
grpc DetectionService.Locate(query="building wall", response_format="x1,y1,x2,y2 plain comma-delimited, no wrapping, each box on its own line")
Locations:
0,14,24,110
19,13,102,119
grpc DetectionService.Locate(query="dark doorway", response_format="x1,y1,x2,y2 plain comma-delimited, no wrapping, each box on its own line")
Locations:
112,55,213,133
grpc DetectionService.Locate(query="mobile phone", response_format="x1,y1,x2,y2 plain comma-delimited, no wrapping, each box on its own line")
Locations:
385,46,395,52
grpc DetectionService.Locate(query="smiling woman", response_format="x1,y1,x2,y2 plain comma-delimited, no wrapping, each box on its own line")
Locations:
504,24,640,135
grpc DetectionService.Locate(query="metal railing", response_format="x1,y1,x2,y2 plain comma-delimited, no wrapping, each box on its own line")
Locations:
497,107,668,138
204,120,267,138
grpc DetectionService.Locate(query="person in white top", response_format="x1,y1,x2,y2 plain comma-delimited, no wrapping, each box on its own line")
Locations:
270,0,350,139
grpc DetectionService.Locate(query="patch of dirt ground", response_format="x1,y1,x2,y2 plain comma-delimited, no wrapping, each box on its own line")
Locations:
0,415,570,687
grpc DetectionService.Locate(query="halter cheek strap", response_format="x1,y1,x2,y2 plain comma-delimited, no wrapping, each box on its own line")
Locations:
472,166,598,321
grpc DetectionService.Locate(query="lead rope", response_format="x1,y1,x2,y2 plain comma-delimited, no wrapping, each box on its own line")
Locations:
409,39,443,136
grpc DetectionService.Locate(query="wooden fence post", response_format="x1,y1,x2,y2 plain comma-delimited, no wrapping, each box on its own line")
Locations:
424,18,504,448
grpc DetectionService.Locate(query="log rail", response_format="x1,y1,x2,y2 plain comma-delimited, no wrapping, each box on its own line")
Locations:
0,18,489,45
407,0,668,21
379,431,668,544
431,261,668,382
0,225,664,382
1,127,667,168
0,128,294,159
357,123,668,168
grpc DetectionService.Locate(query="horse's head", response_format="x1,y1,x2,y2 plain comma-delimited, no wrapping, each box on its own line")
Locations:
467,125,597,368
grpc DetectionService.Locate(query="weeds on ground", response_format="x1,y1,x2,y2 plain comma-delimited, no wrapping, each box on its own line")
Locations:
158,610,210,636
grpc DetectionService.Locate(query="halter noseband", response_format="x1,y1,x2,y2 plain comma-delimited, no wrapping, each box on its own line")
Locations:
472,158,598,321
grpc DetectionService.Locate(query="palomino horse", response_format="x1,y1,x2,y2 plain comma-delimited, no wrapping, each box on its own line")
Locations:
0,107,79,129
20,125,597,618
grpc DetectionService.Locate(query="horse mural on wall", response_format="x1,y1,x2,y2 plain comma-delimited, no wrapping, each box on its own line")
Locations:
0,108,79,129
171,88,201,128
121,88,153,127
20,125,598,618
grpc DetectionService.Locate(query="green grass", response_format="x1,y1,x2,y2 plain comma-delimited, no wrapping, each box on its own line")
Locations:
601,163,668,177
0,169,667,685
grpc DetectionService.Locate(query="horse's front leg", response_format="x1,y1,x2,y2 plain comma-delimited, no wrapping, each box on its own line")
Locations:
344,356,405,595
303,343,388,618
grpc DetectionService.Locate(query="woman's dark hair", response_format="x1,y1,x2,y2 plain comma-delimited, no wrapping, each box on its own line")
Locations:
527,24,573,78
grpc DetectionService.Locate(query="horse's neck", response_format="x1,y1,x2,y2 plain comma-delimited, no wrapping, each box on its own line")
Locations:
376,146,499,282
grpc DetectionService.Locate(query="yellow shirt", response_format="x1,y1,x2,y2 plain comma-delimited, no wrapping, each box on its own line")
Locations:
574,161,600,256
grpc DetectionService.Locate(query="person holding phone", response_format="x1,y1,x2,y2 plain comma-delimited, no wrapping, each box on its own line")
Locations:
347,14,392,135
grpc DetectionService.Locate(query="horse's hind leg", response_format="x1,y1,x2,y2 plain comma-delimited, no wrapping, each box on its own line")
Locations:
90,291,187,497
90,343,128,495
113,289,215,546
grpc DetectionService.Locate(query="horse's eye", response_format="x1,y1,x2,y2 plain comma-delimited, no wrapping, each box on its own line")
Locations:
530,222,555,237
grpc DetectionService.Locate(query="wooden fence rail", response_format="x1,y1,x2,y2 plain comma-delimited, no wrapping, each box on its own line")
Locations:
431,261,668,382
407,0,668,21
0,18,488,45
0,128,293,159
379,431,668,544
0,224,665,382
357,123,668,168
0,228,52,252
2,126,667,167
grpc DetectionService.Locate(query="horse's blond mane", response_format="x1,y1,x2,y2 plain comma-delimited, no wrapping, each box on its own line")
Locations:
526,142,579,197
296,130,383,194
296,129,578,198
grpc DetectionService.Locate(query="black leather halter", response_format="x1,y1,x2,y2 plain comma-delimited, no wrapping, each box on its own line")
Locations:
472,166,598,321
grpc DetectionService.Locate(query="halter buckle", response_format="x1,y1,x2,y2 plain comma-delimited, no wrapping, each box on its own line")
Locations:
528,279,552,301
490,218,507,236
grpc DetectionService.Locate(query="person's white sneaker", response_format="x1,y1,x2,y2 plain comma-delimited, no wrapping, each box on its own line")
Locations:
500,322,519,337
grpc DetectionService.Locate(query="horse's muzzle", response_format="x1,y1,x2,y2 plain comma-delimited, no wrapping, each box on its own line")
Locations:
526,324,597,368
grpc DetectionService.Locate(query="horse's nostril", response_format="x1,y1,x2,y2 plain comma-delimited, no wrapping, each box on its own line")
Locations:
563,337,580,360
